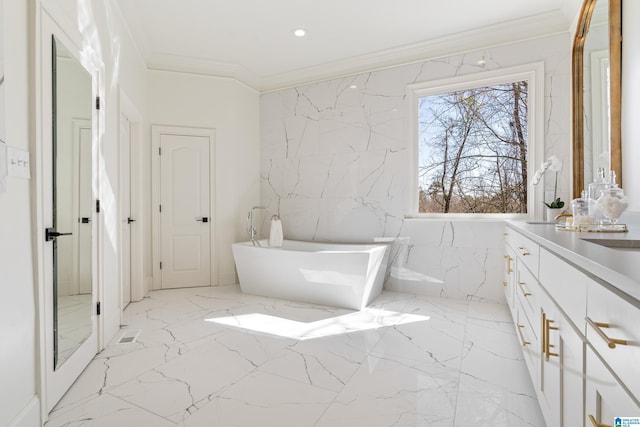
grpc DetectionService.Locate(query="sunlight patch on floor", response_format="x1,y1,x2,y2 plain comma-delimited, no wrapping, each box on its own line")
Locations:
206,308,430,340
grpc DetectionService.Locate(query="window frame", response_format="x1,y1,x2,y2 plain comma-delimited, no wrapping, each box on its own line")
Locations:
406,62,545,219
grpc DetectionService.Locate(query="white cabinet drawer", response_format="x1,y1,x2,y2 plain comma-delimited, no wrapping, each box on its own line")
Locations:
504,227,518,251
585,345,640,426
539,248,588,333
587,279,640,400
515,232,539,277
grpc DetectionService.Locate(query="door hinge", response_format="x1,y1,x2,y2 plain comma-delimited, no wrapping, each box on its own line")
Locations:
96,302,101,315
158,147,161,155
159,204,162,213
96,199,101,213
160,262,163,270
96,96,101,110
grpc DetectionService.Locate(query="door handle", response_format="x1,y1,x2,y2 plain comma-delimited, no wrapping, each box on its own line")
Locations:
127,217,136,224
196,217,209,223
45,227,72,241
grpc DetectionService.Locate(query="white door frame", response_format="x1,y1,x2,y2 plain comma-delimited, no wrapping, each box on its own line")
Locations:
151,125,216,290
118,90,145,311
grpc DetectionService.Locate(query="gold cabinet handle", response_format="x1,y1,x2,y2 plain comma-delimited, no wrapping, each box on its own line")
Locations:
502,281,508,287
543,313,559,358
518,281,531,297
517,246,530,256
588,414,612,427
586,317,628,349
542,312,547,356
504,255,513,273
516,324,530,347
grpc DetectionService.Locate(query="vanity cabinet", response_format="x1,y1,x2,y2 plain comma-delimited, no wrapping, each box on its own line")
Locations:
538,248,588,427
536,287,585,427
586,278,640,400
504,228,542,394
504,223,640,427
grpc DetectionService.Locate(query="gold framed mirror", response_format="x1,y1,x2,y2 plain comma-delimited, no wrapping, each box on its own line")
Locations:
572,0,622,198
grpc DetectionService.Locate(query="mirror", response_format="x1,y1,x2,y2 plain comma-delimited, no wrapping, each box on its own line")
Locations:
572,0,622,198
52,36,93,369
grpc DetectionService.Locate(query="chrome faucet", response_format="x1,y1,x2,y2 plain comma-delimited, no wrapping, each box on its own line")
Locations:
247,206,267,246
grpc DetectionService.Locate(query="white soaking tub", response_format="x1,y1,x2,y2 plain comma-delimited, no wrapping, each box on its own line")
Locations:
231,240,389,310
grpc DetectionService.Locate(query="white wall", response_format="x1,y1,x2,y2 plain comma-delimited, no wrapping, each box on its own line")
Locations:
0,0,150,424
622,0,640,209
0,0,4,144
0,1,39,426
261,33,572,302
148,71,260,285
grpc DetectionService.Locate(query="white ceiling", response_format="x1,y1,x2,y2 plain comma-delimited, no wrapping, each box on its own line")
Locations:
116,0,583,92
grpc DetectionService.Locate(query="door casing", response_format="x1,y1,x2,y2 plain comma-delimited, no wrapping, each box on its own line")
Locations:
118,89,145,307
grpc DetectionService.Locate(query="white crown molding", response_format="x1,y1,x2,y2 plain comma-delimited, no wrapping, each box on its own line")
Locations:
129,9,570,93
259,10,570,92
145,53,262,89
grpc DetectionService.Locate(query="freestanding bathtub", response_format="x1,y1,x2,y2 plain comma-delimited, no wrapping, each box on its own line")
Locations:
231,240,390,310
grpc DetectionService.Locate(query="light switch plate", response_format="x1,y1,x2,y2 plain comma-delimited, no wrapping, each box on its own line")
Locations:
7,146,31,179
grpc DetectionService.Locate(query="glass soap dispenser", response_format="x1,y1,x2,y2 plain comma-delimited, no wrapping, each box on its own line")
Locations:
571,190,595,227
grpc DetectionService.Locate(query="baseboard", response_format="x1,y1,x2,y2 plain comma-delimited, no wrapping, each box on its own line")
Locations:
216,271,237,286
143,276,153,296
8,396,41,427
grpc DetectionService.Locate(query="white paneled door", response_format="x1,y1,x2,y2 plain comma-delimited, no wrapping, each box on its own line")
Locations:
157,129,213,289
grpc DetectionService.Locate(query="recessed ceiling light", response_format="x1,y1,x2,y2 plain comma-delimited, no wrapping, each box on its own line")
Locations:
477,59,487,67
293,28,307,37
350,85,358,89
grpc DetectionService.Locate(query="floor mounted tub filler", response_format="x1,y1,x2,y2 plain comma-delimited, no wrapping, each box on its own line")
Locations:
231,240,390,310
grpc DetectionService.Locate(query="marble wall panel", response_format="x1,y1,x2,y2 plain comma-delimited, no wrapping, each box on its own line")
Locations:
260,33,571,303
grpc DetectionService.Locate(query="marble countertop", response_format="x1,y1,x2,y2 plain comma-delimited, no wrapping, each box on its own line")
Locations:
507,211,640,304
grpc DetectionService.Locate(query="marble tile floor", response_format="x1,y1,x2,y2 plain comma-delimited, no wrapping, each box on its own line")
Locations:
45,285,545,427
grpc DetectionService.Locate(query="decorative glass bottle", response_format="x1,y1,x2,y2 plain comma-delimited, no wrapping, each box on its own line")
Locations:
571,190,596,227
596,186,628,225
588,168,608,200
588,168,611,223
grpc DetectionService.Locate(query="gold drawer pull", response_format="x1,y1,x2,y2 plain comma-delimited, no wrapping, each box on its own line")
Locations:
517,246,530,256
502,281,508,287
586,317,628,349
542,312,558,358
588,414,612,427
518,281,531,297
516,324,530,347
504,255,513,273
545,318,559,358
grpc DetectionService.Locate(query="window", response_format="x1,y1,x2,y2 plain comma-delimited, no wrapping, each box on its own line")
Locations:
407,63,544,217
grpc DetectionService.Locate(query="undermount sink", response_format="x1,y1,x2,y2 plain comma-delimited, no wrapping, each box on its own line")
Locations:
525,221,557,225
580,238,640,250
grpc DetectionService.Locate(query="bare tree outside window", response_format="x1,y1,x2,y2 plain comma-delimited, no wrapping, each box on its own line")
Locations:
417,80,529,214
